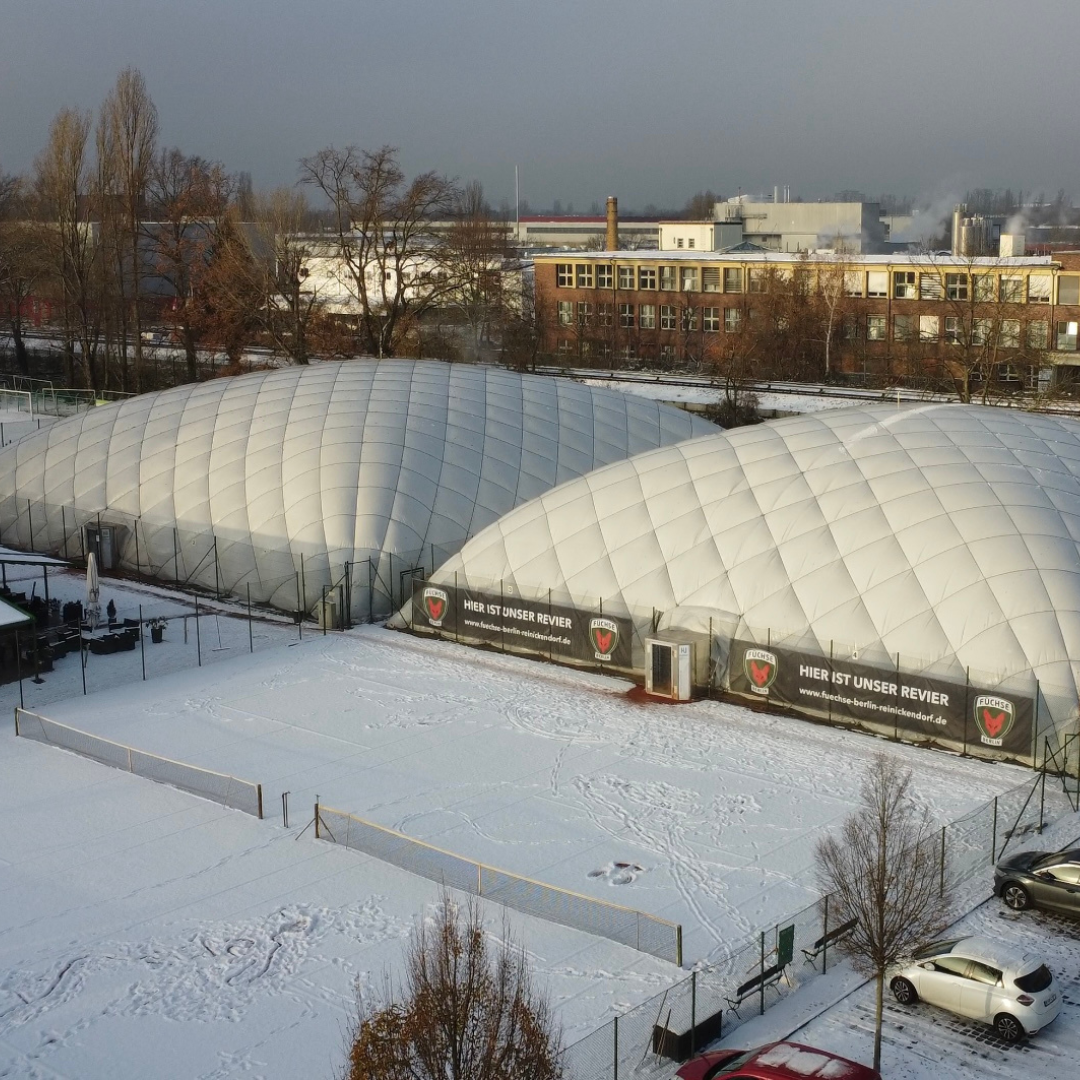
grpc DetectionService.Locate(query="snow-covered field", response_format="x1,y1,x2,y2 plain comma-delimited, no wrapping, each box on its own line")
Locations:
1,562,1076,1079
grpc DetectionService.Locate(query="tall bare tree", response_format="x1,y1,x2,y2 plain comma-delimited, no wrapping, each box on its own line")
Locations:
344,894,561,1080
98,67,158,391
145,149,232,381
300,145,459,358
34,107,102,388
0,171,47,374
815,754,952,1073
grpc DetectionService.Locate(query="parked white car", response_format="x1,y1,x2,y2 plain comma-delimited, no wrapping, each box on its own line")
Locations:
889,936,1061,1042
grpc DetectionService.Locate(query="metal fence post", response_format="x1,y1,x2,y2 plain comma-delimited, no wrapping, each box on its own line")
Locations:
939,825,947,895
991,796,998,862
612,1016,618,1080
690,969,697,1056
759,931,766,1015
195,597,202,667
247,583,253,652
1039,768,1047,833
314,801,320,839
139,604,145,681
822,892,830,973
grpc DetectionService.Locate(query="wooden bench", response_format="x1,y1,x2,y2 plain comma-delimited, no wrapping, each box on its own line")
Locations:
801,918,858,968
725,962,786,1017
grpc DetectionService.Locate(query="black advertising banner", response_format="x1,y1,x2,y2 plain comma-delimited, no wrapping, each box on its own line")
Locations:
728,639,1033,756
412,581,633,668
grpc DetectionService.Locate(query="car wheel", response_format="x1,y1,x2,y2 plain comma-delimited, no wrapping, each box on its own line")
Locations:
1002,883,1031,911
994,1013,1024,1043
890,977,918,1006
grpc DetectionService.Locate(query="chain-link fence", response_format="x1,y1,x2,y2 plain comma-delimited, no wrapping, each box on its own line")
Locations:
560,769,1079,1080
315,804,682,965
14,708,263,817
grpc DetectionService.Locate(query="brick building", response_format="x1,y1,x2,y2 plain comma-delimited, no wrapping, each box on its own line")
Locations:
534,248,1080,388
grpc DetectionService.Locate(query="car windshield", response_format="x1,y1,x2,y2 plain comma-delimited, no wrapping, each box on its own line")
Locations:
912,939,962,960
706,1051,755,1078
1014,965,1053,993
1035,850,1077,869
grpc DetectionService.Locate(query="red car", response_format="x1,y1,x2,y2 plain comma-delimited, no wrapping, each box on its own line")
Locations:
676,1041,880,1080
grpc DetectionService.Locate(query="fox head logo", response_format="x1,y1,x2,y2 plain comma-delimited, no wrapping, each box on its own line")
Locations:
743,648,778,696
422,587,449,628
973,694,1015,745
590,617,619,661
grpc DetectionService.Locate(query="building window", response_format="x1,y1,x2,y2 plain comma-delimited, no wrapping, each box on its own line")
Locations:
639,266,657,290
660,304,677,330
794,269,812,294
893,314,913,341
1057,322,1079,350
688,238,696,249
945,273,968,301
659,266,677,291
944,316,962,344
557,301,573,326
617,265,635,290
1027,320,1049,349
556,264,574,288
575,264,594,289
1027,275,1052,304
556,339,574,355
723,267,743,293
920,274,943,300
844,271,863,297
639,304,656,329
1058,276,1080,306
681,307,698,332
597,341,612,359
703,306,720,332
893,271,916,299
596,303,613,327
676,238,685,249
867,271,888,298
702,267,721,293
919,315,939,341
724,307,742,332
866,315,887,341
617,344,635,362
1001,319,1020,347
842,314,859,340
596,264,613,289
680,266,699,292
972,318,991,346
618,303,635,328
660,344,676,363
577,302,593,326
973,274,996,302
1000,276,1024,303
748,268,767,294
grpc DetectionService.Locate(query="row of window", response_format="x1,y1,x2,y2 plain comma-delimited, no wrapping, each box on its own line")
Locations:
556,300,1080,351
553,262,1080,305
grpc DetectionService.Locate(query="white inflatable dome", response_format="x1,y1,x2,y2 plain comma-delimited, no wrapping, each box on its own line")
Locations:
0,361,714,617
426,403,1080,738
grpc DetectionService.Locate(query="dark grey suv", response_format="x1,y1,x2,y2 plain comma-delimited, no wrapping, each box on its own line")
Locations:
994,848,1080,915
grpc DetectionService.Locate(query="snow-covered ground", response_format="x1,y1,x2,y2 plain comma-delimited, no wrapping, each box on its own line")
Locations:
0,562,1076,1079
578,377,871,416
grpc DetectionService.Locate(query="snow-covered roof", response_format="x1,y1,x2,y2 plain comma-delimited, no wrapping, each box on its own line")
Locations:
0,596,30,628
535,250,1056,268
0,361,714,619
0,546,67,567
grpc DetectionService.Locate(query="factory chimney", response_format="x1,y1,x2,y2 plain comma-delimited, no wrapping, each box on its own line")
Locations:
606,196,618,251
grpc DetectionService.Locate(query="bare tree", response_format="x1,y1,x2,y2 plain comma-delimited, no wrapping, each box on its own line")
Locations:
344,894,561,1080
0,171,47,374
815,754,951,1073
300,145,459,358
145,149,232,380
98,67,158,391
34,107,102,388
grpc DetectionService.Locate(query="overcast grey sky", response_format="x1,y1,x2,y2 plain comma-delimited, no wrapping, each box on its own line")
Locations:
2,0,1077,212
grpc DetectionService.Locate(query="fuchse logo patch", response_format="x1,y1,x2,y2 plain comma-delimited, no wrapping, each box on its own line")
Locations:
590,617,619,661
973,694,1016,746
422,587,449,628
744,648,778,695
